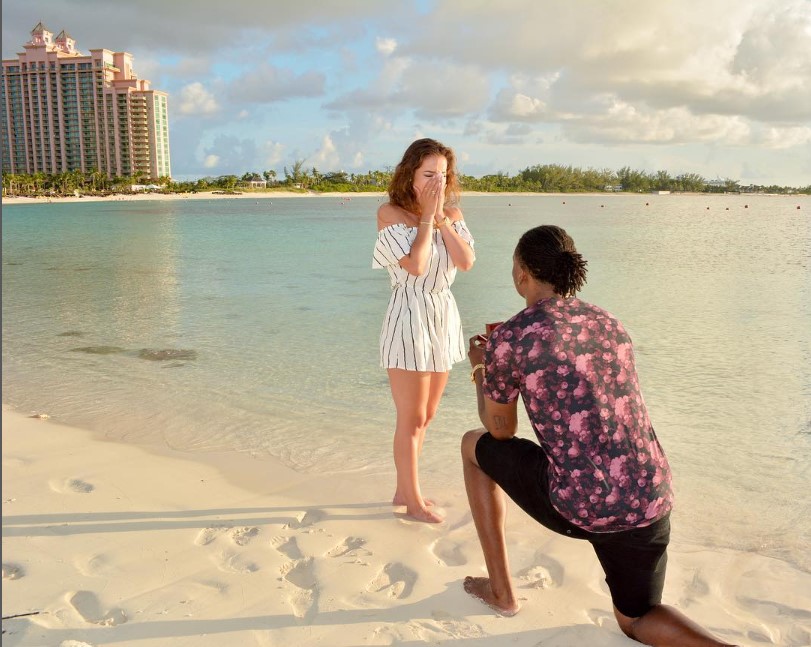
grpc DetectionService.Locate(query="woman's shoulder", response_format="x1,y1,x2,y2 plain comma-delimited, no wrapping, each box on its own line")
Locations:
377,202,414,231
443,205,464,223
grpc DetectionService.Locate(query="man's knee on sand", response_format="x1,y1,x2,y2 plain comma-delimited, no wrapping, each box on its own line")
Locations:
613,605,641,639
461,428,486,461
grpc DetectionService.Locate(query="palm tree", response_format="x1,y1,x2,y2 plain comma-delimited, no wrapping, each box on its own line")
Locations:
654,170,673,191
284,159,307,187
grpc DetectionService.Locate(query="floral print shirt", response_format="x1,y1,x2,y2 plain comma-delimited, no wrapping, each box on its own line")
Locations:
483,297,673,532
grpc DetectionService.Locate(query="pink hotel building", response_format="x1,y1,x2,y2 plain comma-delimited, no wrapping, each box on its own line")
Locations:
1,23,171,179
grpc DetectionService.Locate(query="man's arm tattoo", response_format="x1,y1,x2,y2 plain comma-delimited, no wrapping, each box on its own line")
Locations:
493,415,508,432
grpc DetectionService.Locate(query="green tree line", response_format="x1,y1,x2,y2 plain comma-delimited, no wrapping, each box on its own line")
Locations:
3,163,809,197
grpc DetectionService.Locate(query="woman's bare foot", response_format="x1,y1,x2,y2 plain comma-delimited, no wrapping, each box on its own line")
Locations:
463,576,519,616
404,505,444,523
393,493,435,507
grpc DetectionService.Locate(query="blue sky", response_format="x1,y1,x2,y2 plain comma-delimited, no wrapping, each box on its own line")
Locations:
3,0,810,186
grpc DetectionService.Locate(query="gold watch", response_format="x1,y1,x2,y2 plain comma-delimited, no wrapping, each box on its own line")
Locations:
437,216,450,228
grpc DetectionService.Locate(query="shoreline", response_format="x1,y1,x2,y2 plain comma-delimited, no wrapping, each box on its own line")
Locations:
1,190,360,205
3,190,805,206
3,403,809,646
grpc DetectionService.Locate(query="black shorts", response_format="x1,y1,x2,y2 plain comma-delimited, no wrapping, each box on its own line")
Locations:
475,432,670,618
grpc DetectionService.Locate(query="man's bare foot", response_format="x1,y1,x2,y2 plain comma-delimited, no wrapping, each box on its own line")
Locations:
463,576,519,616
404,505,444,523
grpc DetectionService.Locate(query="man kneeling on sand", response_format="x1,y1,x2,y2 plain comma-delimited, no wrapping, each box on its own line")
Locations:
462,225,737,646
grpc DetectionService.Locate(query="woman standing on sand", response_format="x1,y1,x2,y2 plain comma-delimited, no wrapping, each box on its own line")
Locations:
372,138,475,523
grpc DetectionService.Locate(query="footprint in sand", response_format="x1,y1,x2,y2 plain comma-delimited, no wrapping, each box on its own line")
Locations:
194,526,261,573
516,564,555,589
281,557,317,590
371,612,484,643
280,558,318,620
325,537,368,558
229,526,259,546
289,587,317,621
785,626,811,647
516,552,563,589
194,525,228,546
284,509,325,530
75,553,117,578
50,478,95,494
429,537,466,567
367,562,417,599
68,591,127,626
586,608,612,627
426,610,486,639
736,595,811,646
217,551,259,574
272,536,304,560
2,562,25,580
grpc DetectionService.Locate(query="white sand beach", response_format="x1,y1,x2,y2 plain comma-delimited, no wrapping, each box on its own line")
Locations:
3,405,810,647
2,190,382,205
4,190,803,210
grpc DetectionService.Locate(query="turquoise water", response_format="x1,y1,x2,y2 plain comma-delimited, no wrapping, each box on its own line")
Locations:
3,194,810,570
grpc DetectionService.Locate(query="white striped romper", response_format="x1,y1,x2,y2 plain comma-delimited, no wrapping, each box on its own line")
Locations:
372,221,475,372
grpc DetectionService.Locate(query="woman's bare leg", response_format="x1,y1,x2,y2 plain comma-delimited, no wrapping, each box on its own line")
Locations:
387,368,446,523
406,371,449,506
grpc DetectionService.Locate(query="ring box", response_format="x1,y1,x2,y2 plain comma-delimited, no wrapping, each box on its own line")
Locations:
485,321,503,336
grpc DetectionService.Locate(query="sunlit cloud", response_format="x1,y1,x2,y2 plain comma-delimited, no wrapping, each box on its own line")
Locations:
176,82,220,116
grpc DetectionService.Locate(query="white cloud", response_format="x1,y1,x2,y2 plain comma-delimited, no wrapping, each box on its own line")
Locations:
262,141,286,167
229,64,325,104
177,82,220,116
398,64,491,119
329,59,490,120
203,154,220,168
412,0,811,125
376,37,397,56
490,90,549,121
754,126,811,150
563,102,753,146
311,135,340,169
202,135,260,173
2,0,399,57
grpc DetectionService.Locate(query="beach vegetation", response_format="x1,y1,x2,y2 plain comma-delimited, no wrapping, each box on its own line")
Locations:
3,164,809,199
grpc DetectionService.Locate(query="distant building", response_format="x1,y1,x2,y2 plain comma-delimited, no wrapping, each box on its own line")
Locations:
1,23,171,179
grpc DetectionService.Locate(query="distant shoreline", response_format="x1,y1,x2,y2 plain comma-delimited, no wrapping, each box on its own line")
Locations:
2,189,804,206
2,190,367,205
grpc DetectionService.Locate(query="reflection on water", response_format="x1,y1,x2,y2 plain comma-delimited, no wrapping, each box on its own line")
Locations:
3,194,810,570
137,349,198,361
71,346,127,355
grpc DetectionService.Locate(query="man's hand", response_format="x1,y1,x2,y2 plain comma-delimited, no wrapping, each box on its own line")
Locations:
469,333,517,439
468,334,487,367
